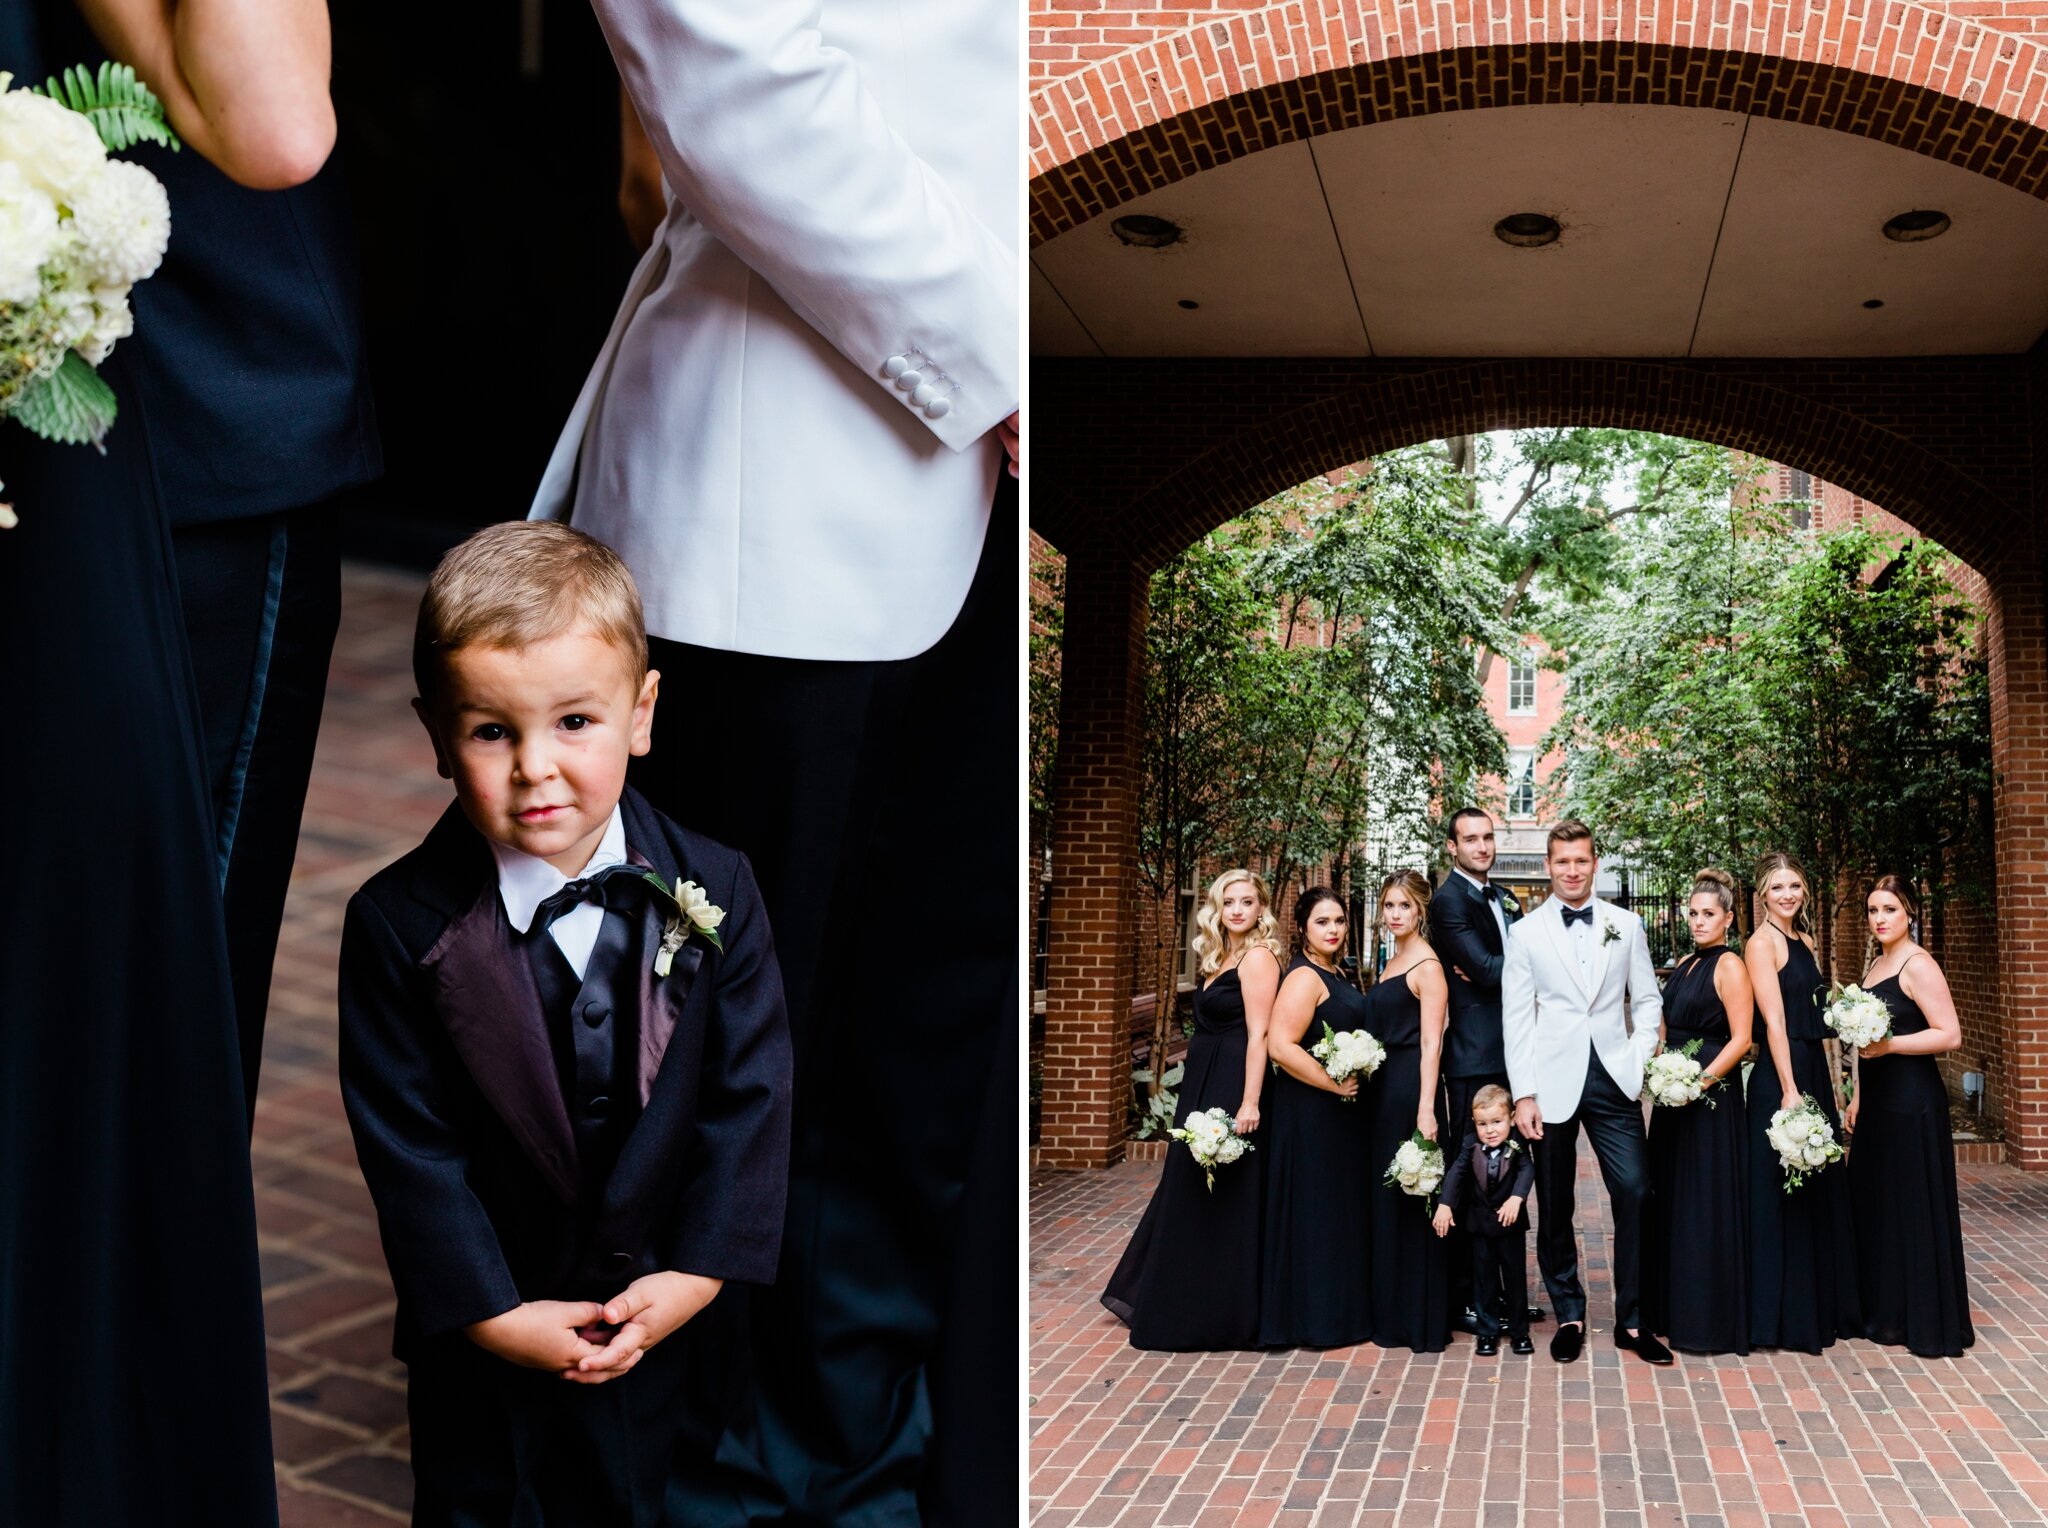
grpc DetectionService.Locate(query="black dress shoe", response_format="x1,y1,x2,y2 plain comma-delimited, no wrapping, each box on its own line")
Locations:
1549,1323,1584,1363
1527,1304,1548,1324
1615,1328,1675,1366
1456,1306,1483,1335
1474,1335,1498,1356
1510,1334,1535,1355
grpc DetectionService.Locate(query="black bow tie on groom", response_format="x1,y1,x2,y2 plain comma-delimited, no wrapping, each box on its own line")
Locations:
529,863,652,935
1560,904,1594,927
1481,884,1501,901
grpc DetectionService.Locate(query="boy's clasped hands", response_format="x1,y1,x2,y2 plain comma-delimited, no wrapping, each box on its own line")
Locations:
465,1272,724,1384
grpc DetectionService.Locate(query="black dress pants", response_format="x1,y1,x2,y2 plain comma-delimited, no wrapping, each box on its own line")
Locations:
172,505,342,1120
1533,1045,1648,1333
632,479,1016,1528
1471,1232,1528,1340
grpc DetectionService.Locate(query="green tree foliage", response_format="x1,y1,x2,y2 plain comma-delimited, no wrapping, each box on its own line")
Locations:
1027,544,1064,856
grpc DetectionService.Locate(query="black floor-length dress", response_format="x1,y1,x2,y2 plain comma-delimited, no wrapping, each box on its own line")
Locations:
1642,948,1749,1354
1849,966,1974,1357
1257,958,1374,1349
1362,962,1448,1353
0,365,277,1526
1745,934,1860,1351
1102,960,1266,1350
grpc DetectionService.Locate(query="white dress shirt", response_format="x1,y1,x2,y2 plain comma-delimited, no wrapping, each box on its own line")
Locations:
489,807,628,982
1558,895,1596,985
1455,866,1509,947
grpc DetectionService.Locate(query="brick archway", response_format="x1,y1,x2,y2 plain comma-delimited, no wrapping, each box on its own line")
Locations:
1030,6,2048,246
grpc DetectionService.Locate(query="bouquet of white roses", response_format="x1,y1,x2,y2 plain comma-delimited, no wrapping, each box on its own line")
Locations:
1765,1094,1844,1191
0,64,178,519
1309,1020,1385,1098
1168,1106,1252,1192
1644,1037,1715,1108
1384,1130,1445,1212
1824,984,1892,1050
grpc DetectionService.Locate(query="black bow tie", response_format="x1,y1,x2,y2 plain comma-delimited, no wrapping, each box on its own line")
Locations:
1481,884,1501,901
529,862,650,934
1561,904,1594,928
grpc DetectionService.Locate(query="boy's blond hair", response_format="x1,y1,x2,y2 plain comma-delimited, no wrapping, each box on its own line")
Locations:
1471,1084,1512,1118
413,521,648,704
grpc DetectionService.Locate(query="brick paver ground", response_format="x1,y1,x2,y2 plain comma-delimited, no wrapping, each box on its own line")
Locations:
254,562,446,1525
1031,1156,2048,1528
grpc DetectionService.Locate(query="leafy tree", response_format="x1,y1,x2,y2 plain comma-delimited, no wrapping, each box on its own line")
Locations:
1027,543,1064,859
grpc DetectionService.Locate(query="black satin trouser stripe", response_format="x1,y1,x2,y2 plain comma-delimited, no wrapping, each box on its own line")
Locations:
1533,1046,1649,1332
171,505,341,1120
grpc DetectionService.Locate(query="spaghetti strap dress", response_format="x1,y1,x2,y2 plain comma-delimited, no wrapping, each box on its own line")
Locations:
1362,961,1448,1353
1849,965,1973,1357
1745,933,1860,1350
1257,958,1374,1349
1641,948,1749,1353
1101,960,1266,1350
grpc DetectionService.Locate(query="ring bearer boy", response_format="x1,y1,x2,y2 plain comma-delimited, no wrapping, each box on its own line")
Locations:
338,522,792,1524
1432,1084,1535,1356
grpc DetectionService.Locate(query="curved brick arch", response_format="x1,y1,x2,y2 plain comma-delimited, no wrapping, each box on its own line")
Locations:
1029,13,2048,246
1110,359,2011,575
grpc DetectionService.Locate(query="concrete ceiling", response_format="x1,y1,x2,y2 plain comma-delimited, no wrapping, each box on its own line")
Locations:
1030,105,2048,359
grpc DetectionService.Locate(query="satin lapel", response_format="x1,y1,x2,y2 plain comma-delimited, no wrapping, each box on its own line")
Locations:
420,885,579,1204
1543,903,1590,1001
1588,901,1614,1005
625,846,703,1107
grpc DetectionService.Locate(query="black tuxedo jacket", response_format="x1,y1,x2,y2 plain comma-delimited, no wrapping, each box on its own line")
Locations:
338,786,790,1355
1434,870,1521,1078
1438,1125,1535,1237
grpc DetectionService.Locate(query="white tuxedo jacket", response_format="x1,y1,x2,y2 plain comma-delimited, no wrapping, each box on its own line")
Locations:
531,0,1019,661
1501,897,1663,1123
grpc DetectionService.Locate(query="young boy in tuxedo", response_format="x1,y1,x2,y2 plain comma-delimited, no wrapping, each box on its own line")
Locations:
1433,1085,1536,1356
338,522,791,1526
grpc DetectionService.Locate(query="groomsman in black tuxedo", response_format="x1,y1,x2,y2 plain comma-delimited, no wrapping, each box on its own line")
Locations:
1433,806,1543,1332
37,0,381,1118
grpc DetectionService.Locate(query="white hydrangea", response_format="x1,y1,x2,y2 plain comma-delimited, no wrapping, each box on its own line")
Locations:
0,159,58,303
1824,985,1892,1049
1644,1045,1707,1108
1765,1096,1843,1191
1384,1134,1445,1202
66,157,170,286
1168,1106,1252,1191
75,288,133,366
0,85,107,204
1310,1023,1385,1094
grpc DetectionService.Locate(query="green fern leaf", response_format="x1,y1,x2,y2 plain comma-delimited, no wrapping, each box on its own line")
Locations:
33,62,181,154
9,352,118,445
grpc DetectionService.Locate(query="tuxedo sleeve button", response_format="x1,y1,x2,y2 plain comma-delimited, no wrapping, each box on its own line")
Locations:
925,398,952,419
881,355,909,378
895,369,923,390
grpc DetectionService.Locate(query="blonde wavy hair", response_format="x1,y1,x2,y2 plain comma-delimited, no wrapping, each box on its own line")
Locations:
1377,869,1432,942
1191,869,1283,977
1751,851,1814,941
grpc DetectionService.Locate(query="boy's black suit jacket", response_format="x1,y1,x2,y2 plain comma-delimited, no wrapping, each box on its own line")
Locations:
1433,872,1521,1079
339,786,790,1357
1438,1125,1535,1238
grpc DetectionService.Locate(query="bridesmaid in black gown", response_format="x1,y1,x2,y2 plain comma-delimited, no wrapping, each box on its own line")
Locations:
1641,870,1752,1354
1102,869,1281,1350
1743,852,1860,1351
1258,888,1374,1349
1363,869,1450,1353
1847,875,1973,1358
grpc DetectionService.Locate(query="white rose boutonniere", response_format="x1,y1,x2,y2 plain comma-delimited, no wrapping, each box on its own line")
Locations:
642,873,725,975
1600,922,1621,947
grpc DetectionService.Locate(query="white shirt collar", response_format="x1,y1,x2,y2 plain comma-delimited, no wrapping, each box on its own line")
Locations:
1454,866,1492,893
491,805,628,934
1559,894,1595,914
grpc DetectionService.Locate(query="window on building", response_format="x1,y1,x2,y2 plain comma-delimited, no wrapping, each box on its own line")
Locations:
1507,652,1538,715
1507,749,1537,818
1784,468,1813,530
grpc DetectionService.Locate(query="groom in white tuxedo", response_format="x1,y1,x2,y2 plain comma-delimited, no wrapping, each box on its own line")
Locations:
1502,821,1674,1365
529,0,1019,1520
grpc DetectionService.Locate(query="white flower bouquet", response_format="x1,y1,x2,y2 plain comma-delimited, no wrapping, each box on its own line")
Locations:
1168,1106,1253,1192
0,64,179,522
1764,1094,1845,1191
1824,984,1892,1050
1310,1020,1385,1099
1644,1037,1716,1109
1384,1130,1445,1212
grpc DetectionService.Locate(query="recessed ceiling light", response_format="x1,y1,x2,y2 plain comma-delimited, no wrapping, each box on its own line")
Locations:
1863,299,1885,309
1882,210,1951,242
1177,299,1200,310
1494,213,1561,248
1111,214,1184,248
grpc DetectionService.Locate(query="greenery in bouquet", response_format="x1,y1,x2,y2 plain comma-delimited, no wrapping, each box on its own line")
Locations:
0,63,178,498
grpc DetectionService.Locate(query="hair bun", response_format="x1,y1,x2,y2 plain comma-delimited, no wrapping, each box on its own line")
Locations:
1694,867,1736,894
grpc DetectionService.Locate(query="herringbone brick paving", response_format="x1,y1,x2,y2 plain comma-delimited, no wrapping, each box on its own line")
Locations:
255,562,446,1525
1031,1158,2048,1527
